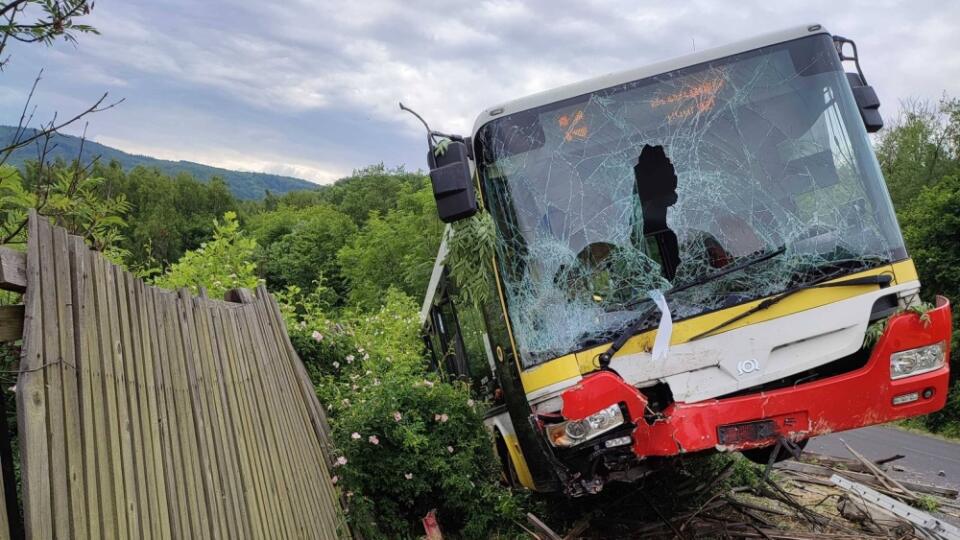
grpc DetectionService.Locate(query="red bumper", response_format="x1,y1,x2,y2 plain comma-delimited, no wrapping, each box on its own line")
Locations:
561,296,952,458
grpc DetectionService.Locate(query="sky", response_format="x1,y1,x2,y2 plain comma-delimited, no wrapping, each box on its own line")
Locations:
2,0,959,185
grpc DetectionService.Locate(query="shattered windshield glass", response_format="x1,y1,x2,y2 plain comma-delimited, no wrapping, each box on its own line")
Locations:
476,34,906,368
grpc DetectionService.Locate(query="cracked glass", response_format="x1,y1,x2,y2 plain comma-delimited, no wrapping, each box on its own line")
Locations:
475,34,906,368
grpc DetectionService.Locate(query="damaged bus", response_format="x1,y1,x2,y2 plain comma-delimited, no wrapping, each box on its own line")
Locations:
415,24,952,496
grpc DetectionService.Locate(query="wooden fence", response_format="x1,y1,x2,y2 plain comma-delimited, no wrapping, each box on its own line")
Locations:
4,211,347,539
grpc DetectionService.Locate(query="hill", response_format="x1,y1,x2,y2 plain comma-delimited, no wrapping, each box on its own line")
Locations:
0,126,317,199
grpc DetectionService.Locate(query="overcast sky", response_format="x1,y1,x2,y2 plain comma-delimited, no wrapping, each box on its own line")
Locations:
3,0,959,184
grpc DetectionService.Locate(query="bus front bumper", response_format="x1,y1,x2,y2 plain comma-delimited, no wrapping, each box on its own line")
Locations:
557,296,952,459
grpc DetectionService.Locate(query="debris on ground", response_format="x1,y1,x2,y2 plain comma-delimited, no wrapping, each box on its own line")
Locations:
530,443,960,539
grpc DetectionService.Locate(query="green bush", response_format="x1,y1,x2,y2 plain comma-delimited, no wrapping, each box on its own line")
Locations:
897,174,960,437
152,211,262,298
283,289,526,537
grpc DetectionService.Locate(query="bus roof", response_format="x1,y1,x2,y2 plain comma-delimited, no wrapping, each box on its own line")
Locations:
470,23,830,137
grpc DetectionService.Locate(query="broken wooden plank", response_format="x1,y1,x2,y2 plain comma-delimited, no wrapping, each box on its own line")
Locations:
831,474,960,540
837,496,912,537
0,247,26,293
526,512,562,540
777,459,958,499
0,306,24,342
841,441,919,501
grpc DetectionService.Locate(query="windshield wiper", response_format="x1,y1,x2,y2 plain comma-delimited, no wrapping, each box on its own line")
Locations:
668,246,788,297
687,269,892,341
623,246,786,311
599,246,787,367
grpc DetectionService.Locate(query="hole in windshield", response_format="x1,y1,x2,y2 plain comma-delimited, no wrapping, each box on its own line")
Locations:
634,144,680,280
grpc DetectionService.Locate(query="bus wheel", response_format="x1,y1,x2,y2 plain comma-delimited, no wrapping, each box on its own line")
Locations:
742,439,808,465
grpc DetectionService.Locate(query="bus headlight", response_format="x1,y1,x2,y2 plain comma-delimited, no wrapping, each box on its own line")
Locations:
545,404,624,447
890,342,945,380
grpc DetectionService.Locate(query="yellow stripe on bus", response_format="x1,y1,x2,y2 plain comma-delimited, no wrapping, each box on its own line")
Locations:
502,434,536,489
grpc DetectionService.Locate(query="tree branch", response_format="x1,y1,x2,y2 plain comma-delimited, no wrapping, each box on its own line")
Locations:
0,91,124,158
0,0,30,20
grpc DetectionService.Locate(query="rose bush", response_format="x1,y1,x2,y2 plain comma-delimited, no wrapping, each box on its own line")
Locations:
283,288,527,537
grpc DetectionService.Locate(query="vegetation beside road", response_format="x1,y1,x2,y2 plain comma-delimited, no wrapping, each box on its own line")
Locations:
878,98,960,438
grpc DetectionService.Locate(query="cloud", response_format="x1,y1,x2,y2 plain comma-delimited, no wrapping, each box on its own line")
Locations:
93,134,345,184
2,0,958,184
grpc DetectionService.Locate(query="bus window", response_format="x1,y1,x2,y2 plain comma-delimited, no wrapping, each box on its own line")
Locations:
422,318,440,372
451,289,499,401
436,295,470,379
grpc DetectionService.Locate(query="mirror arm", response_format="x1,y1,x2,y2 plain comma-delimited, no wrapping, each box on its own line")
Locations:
832,35,867,84
399,101,438,153
399,102,467,157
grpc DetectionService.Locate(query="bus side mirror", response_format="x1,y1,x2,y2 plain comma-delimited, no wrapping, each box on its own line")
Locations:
429,140,478,223
846,72,883,133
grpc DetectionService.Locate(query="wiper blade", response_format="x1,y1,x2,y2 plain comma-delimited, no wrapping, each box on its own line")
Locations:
687,270,892,341
669,246,787,296
623,246,786,310
598,247,787,367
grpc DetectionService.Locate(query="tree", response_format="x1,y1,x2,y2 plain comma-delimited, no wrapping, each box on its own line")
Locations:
877,96,960,436
0,0,96,54
1,0,115,162
0,0,125,250
317,164,430,226
96,162,239,269
898,174,960,435
337,187,443,310
252,204,357,298
153,211,262,298
876,98,960,207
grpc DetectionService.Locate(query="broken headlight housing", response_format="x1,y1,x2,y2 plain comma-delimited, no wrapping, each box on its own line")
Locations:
890,342,945,380
545,404,624,447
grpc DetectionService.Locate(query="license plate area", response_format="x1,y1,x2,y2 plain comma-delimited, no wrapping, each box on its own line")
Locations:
717,412,809,446
717,420,777,445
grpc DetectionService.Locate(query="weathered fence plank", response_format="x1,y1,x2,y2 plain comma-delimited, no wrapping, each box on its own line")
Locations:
16,212,51,540
0,306,24,342
52,227,86,540
10,212,347,538
91,247,127,539
37,217,72,540
0,247,26,293
69,236,103,540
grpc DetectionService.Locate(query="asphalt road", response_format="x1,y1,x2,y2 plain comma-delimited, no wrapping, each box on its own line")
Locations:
809,425,960,491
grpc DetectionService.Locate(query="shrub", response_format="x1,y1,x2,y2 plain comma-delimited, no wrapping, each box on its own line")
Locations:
283,288,527,537
898,174,960,436
153,211,262,298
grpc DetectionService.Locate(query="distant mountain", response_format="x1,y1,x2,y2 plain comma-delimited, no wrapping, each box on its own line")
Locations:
0,126,317,199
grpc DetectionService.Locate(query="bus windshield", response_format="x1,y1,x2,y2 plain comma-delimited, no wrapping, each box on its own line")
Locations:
475,34,906,368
